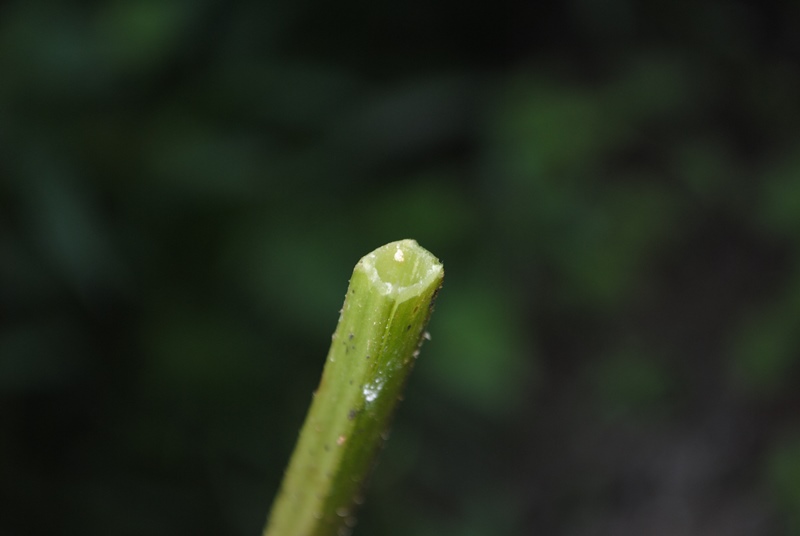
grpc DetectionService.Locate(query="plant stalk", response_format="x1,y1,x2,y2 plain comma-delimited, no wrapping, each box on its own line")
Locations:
263,239,444,536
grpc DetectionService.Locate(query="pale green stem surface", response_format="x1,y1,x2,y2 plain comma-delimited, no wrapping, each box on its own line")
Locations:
263,239,444,536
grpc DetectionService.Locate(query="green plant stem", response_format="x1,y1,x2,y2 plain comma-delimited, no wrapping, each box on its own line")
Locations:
263,239,444,536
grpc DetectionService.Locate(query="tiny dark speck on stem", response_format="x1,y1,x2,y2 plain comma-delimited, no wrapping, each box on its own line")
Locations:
366,355,370,360
348,409,357,420
405,325,411,331
349,332,354,340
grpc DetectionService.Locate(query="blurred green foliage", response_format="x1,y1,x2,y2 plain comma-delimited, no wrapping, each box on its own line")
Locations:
768,436,800,535
1,1,799,535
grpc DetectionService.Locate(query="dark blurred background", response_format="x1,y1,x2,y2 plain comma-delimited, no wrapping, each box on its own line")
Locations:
2,1,800,535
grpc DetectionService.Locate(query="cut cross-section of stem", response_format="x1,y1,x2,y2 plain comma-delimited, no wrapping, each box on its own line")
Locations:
263,239,444,536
